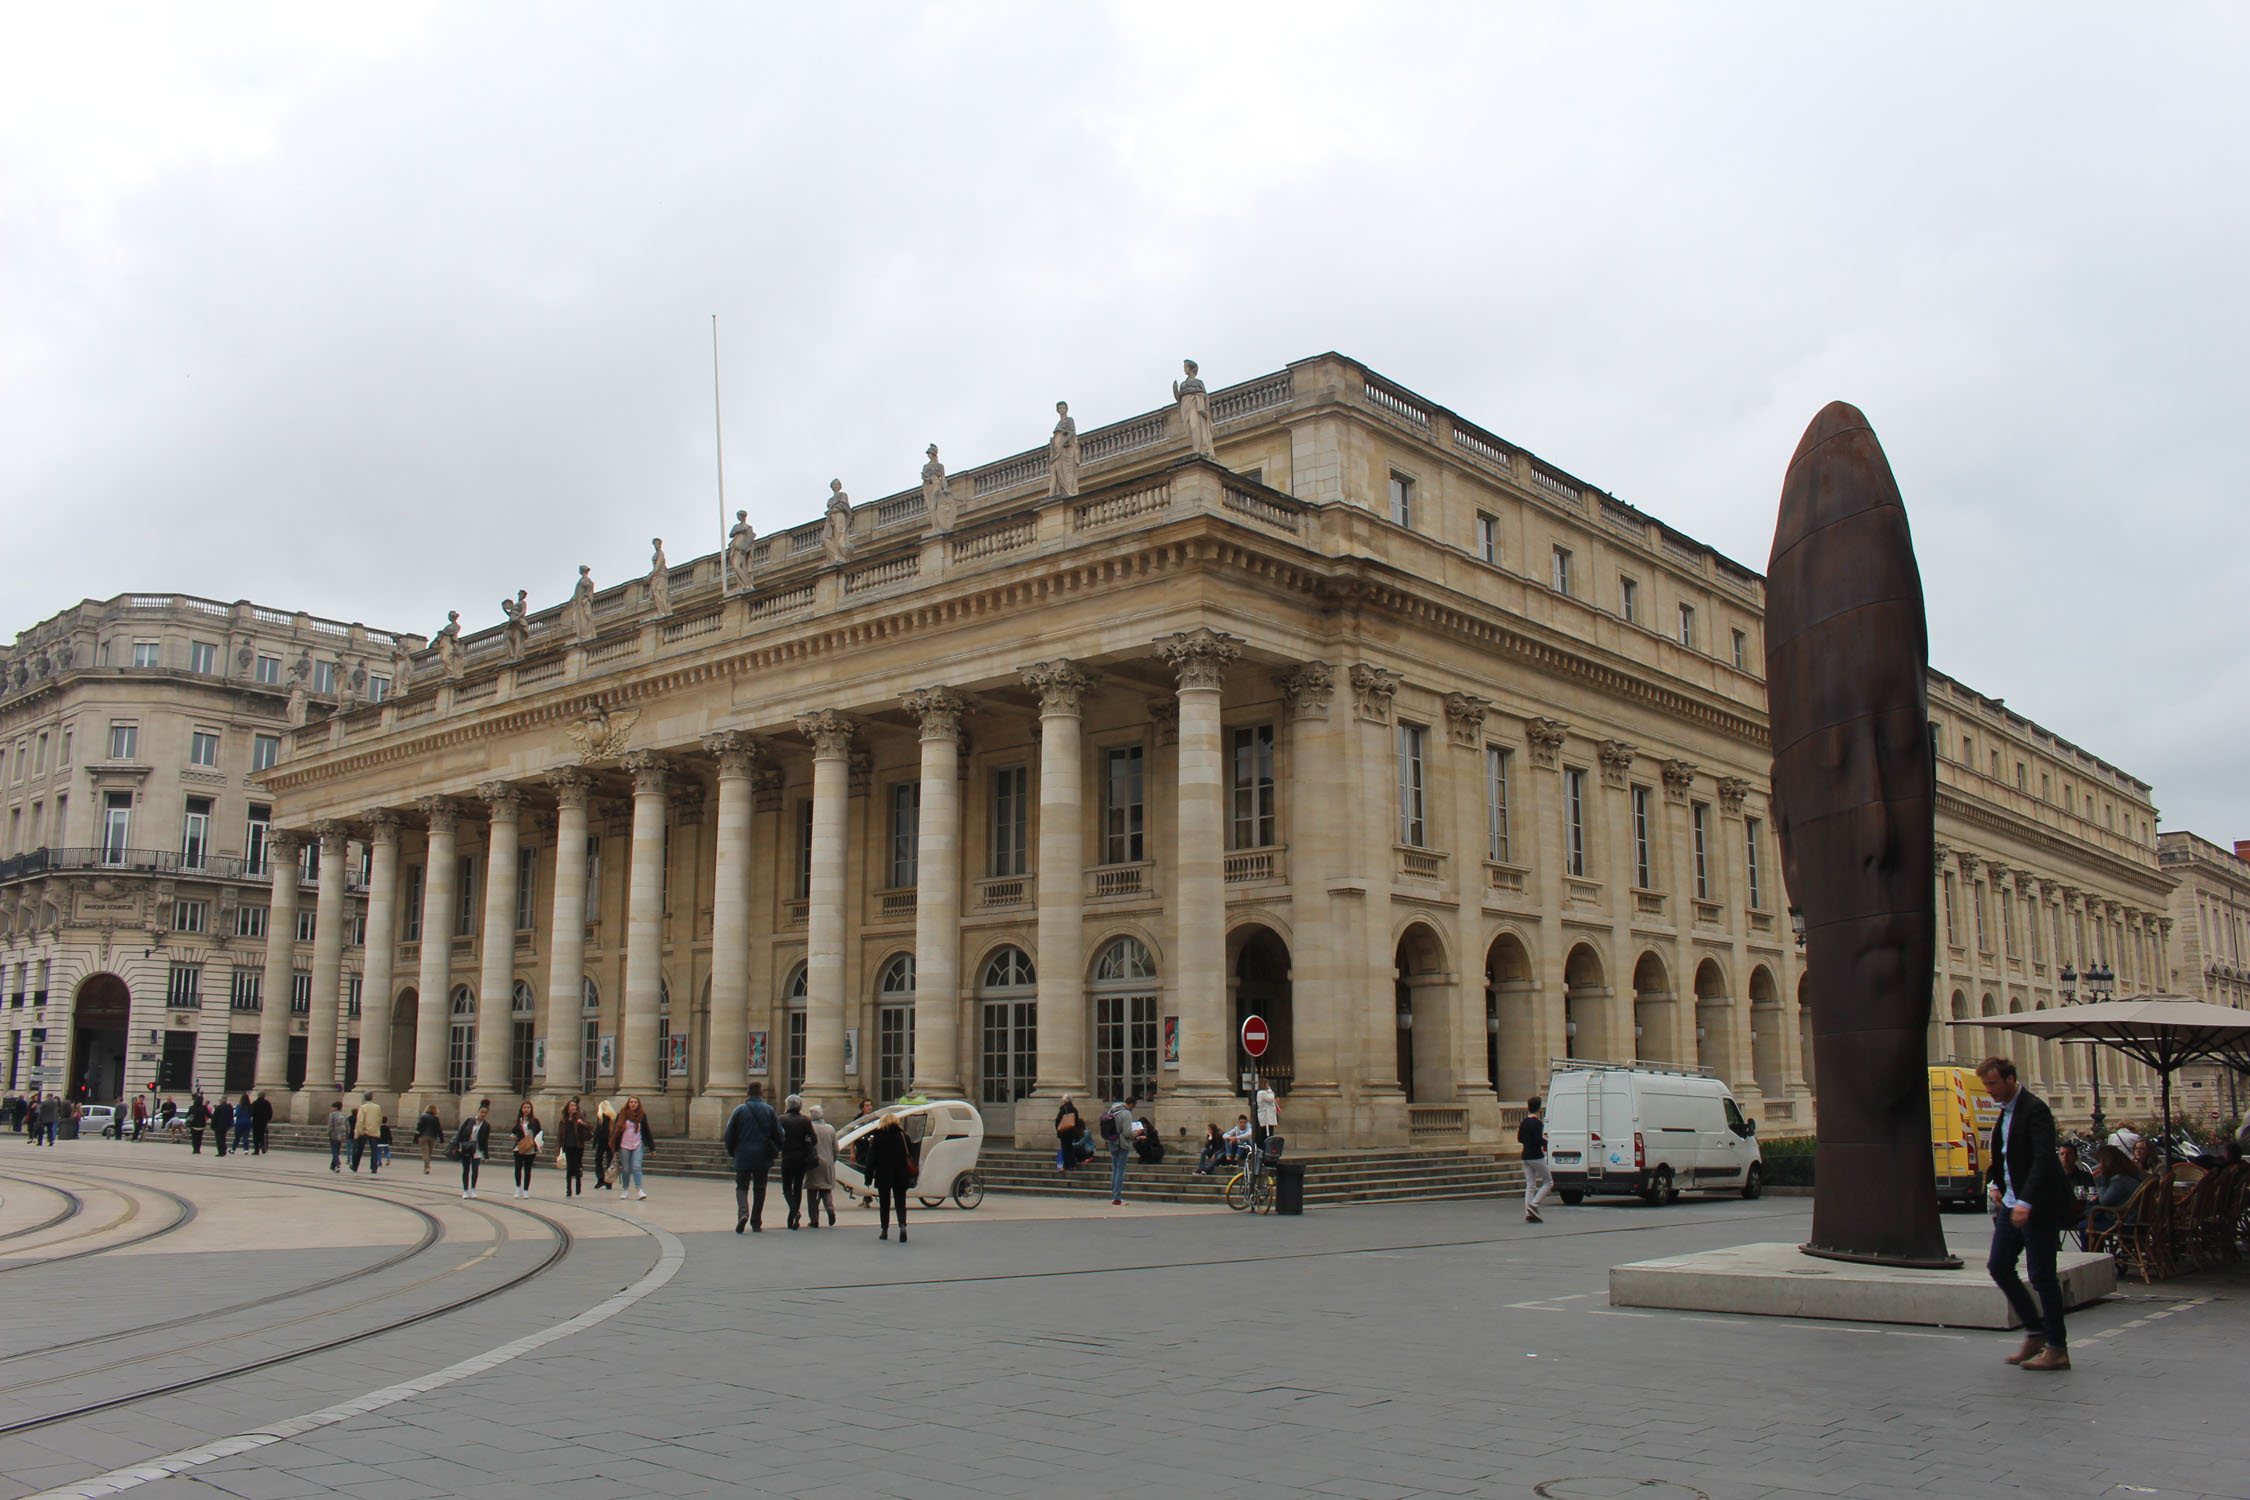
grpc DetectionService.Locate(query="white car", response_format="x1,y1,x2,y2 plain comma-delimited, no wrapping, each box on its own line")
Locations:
1544,1059,1763,1204
81,1105,120,1137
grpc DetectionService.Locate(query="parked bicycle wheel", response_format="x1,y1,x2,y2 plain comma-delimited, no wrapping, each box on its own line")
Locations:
1225,1170,1254,1211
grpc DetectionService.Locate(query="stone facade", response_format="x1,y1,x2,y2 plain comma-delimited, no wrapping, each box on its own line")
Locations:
0,595,418,1116
2158,830,2250,1126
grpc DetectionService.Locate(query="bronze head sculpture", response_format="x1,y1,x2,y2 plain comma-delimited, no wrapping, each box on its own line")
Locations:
1767,401,1957,1268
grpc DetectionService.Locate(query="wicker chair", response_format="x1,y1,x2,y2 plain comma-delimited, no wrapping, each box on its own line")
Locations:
2085,1172,2166,1283
2187,1163,2245,1265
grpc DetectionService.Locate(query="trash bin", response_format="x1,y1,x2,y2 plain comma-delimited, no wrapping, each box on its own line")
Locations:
1273,1160,1306,1216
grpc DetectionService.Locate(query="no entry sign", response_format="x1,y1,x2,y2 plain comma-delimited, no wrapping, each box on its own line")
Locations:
1240,1015,1271,1059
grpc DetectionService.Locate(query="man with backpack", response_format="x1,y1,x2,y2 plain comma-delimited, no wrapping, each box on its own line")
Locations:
1101,1095,1137,1206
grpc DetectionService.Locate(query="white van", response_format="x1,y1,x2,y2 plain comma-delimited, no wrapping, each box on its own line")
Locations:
1543,1059,1763,1204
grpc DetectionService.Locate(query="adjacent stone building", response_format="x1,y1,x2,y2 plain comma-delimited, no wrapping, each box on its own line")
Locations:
0,595,417,1112
2158,830,2250,1125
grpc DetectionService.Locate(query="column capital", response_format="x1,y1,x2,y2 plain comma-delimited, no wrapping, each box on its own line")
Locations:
1525,716,1568,767
312,818,350,855
1445,692,1492,749
1155,627,1241,691
269,828,305,859
417,796,459,835
1715,777,1751,817
901,686,969,742
1349,663,1399,723
477,781,523,822
544,766,594,809
701,729,762,776
1661,760,1697,802
1272,661,1334,720
620,748,669,796
1147,697,1178,747
1598,739,1637,788
366,809,402,845
1019,660,1092,715
795,709,856,758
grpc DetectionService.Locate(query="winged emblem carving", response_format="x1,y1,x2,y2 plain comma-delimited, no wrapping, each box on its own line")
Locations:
566,704,641,763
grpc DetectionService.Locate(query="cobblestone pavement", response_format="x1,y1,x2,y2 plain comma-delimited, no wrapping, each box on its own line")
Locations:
0,1140,2242,1500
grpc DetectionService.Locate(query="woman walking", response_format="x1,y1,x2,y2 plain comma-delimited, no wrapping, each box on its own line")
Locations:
233,1093,254,1154
805,1103,838,1228
416,1103,444,1174
557,1098,592,1197
510,1101,544,1198
592,1100,618,1189
865,1111,919,1242
614,1096,651,1201
186,1093,210,1155
454,1101,491,1199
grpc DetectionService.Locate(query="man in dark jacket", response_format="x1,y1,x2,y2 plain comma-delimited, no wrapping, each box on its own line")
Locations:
722,1081,783,1235
1980,1056,2075,1371
251,1093,274,1155
777,1095,816,1231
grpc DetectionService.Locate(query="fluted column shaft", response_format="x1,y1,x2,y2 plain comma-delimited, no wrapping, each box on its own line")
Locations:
1023,663,1091,1100
472,785,521,1096
541,771,591,1099
409,803,459,1095
255,833,303,1090
797,713,853,1103
1159,630,1240,1098
905,691,966,1095
619,752,668,1095
304,823,349,1097
703,735,756,1103
357,814,401,1094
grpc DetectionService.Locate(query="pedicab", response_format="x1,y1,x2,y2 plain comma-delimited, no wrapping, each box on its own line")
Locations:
833,1098,986,1210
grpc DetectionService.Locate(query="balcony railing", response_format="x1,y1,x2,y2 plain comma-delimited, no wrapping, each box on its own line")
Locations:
0,846,305,884
1223,846,1285,885
1088,862,1152,900
1395,846,1446,882
974,875,1030,910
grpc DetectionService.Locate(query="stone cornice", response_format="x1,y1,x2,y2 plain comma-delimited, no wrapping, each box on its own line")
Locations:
1935,785,2177,903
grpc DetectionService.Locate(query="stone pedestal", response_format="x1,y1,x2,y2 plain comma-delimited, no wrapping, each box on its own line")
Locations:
1610,1237,2117,1328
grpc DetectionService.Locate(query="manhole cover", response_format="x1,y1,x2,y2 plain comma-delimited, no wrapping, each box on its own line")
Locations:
1533,1481,1710,1500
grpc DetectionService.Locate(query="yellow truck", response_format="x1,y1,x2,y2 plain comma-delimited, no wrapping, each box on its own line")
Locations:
1930,1065,2002,1209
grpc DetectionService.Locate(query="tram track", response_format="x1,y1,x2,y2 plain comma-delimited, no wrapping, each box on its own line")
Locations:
0,1176,85,1243
0,1169,197,1273
0,1161,579,1439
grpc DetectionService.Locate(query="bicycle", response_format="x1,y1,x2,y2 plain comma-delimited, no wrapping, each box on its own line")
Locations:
1224,1143,1277,1214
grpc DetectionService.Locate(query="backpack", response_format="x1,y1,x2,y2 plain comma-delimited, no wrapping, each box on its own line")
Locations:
1100,1110,1119,1142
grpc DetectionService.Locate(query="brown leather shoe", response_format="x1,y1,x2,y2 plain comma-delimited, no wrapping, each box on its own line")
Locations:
2004,1337,2045,1366
2021,1345,2072,1371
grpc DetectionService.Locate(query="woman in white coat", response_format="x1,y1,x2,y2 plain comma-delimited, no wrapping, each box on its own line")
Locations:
804,1103,838,1229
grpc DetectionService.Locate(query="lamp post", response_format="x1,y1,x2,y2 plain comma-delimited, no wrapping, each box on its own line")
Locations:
2062,961,2115,1138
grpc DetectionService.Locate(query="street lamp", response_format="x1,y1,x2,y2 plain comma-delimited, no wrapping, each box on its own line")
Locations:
2062,961,2116,1138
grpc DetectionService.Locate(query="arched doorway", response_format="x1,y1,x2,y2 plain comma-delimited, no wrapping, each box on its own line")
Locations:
447,985,476,1095
1486,932,1536,1100
782,963,808,1099
1090,936,1158,1103
1563,943,1610,1062
389,988,417,1092
1631,951,1675,1065
1749,966,1783,1100
70,974,130,1101
1230,925,1293,1097
1394,923,1448,1102
1694,959,1732,1078
875,952,915,1103
1948,989,1971,1066
510,980,538,1096
976,945,1036,1111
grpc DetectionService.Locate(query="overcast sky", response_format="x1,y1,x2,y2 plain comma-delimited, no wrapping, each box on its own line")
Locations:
4,4,2244,837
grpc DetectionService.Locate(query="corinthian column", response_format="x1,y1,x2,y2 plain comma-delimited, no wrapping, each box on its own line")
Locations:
301,821,349,1106
619,751,668,1096
1021,661,1091,1126
698,731,758,1130
795,711,854,1105
904,688,967,1096
409,799,460,1099
1157,629,1241,1103
472,782,521,1097
541,769,592,1104
356,812,401,1099
255,832,303,1091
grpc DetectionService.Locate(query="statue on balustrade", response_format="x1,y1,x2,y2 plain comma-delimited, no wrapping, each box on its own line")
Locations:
726,509,758,589
566,565,597,643
433,610,465,679
1768,399,1955,1269
647,539,671,618
286,683,310,727
289,647,312,685
923,444,958,532
500,590,530,660
236,636,255,677
1173,359,1214,459
332,656,359,712
1048,402,1081,497
822,480,854,564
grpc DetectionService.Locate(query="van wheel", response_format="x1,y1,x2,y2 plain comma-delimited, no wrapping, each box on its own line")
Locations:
1642,1167,1675,1206
1741,1164,1763,1200
1558,1189,1583,1206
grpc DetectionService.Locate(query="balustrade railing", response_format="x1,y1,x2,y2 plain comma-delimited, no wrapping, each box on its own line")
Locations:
1223,847,1284,884
975,875,1030,910
951,518,1036,562
1363,378,1431,428
1075,482,1171,531
1221,486,1302,534
1395,846,1445,881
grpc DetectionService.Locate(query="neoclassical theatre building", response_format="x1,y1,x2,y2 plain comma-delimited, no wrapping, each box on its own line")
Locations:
234,353,2174,1148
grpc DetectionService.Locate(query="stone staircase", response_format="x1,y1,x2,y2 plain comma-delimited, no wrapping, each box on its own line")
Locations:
261,1125,1524,1206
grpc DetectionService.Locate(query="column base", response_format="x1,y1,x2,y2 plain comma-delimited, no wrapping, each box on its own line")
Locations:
1017,1087,1088,1149
288,1090,343,1125
688,1093,738,1138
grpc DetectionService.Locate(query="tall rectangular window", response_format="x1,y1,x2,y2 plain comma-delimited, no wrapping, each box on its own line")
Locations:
168,963,202,1007
236,904,267,940
1486,746,1512,863
584,835,601,917
255,654,281,684
108,721,138,760
516,847,538,930
795,801,814,899
1677,602,1696,648
33,732,46,773
1388,471,1414,528
890,781,920,888
1102,746,1145,864
190,729,220,767
1692,802,1711,899
990,766,1028,877
1632,786,1653,889
456,855,478,936
367,673,391,702
1476,512,1498,563
1944,872,1959,945
1619,576,1638,624
182,796,212,870
190,640,218,674
230,968,263,1011
131,640,161,668
2000,889,2015,955
173,900,209,934
1551,545,1573,596
313,660,337,694
290,970,313,1014
245,803,271,876
251,734,280,771
103,791,132,861
1396,724,1427,848
1974,882,1989,952
1229,724,1276,850
297,906,317,942
1564,768,1588,878
1745,816,1764,909
1732,629,1748,670
403,864,423,941
2027,895,2041,962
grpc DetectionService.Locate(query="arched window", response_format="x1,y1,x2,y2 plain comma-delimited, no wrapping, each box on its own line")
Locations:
511,980,537,1018
580,977,599,1094
510,980,537,1093
447,984,476,1095
783,962,808,1097
657,978,675,1092
979,946,1037,1108
876,953,915,1101
1091,937,1158,1103
582,976,600,1016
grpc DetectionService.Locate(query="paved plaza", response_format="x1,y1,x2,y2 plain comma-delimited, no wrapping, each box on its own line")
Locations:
0,1139,2243,1500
